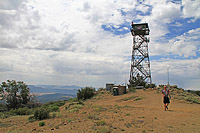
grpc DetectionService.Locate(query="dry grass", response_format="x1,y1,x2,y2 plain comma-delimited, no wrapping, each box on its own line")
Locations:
0,88,200,133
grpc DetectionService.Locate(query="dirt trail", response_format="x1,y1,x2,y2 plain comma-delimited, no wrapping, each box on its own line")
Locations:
0,89,200,133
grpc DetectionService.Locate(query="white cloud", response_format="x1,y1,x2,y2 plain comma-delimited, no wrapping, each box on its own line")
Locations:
171,28,200,57
0,0,199,90
151,58,200,90
149,27,200,57
182,0,200,21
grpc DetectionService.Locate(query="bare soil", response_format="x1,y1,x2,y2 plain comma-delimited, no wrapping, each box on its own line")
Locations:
0,89,200,133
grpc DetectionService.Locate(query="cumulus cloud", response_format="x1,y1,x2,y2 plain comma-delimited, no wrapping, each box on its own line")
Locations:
0,0,199,89
150,27,200,57
182,0,200,21
151,58,200,90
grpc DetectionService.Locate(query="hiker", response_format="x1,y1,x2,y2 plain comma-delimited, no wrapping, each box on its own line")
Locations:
162,86,170,111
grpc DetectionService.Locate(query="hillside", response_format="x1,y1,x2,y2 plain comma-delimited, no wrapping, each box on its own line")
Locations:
0,88,200,132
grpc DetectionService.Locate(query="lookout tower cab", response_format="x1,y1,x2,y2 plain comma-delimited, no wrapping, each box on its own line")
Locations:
131,23,150,36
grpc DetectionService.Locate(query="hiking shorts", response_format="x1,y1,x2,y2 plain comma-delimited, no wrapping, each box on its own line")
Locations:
164,96,170,104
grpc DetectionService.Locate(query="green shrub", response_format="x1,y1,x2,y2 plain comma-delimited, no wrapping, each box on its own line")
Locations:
77,87,96,100
39,121,45,126
128,87,136,93
0,112,12,119
87,113,100,120
120,96,136,101
96,121,106,126
0,104,8,112
10,107,32,115
99,127,110,133
48,105,59,112
34,108,50,120
51,113,56,118
28,116,36,122
93,105,106,112
145,83,156,88
43,101,65,107
67,104,83,113
52,101,65,107
68,108,79,113
68,98,78,102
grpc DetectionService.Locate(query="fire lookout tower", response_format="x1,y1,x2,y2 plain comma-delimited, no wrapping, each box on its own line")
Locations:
129,22,152,86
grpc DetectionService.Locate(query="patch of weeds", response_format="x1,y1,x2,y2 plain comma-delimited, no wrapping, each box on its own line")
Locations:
120,96,136,101
185,96,200,104
142,130,146,133
167,125,173,128
68,98,78,102
68,108,79,113
96,121,106,126
88,113,100,120
0,123,13,128
120,128,125,131
174,94,200,104
39,121,45,127
114,105,121,110
125,113,131,116
0,112,12,119
157,89,161,94
134,97,142,101
154,117,157,120
119,118,124,121
125,123,132,128
55,112,62,118
28,116,36,122
51,113,56,118
73,104,84,109
93,105,107,112
67,103,84,113
129,87,136,93
55,125,60,129
66,118,73,123
98,127,111,133
138,116,145,118
82,111,87,114
91,125,97,131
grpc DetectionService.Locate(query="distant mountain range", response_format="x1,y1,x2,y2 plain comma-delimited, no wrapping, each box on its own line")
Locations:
28,85,81,94
28,85,82,103
36,93,75,103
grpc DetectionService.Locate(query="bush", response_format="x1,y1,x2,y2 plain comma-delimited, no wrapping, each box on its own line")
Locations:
128,87,136,93
96,121,106,126
10,107,32,115
48,105,59,112
68,98,78,102
39,121,45,126
28,116,35,122
77,87,95,100
34,108,50,120
67,103,84,113
0,112,13,119
43,101,65,107
145,83,156,88
0,104,8,112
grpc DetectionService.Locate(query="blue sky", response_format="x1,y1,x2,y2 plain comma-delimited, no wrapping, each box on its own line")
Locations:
0,0,199,90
